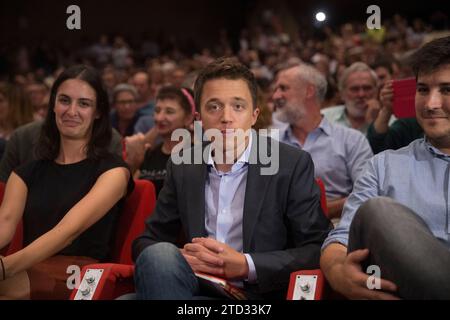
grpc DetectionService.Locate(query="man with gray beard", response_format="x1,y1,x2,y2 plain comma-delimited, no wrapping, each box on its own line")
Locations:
322,62,395,135
272,64,373,218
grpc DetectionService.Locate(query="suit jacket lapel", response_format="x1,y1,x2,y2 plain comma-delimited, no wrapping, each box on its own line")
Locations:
184,145,209,239
242,134,272,252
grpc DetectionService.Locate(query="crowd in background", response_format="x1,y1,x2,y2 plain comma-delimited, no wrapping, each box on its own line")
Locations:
1,5,450,300
0,10,449,157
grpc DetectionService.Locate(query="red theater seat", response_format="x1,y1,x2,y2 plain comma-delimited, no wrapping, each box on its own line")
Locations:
71,178,331,300
0,180,156,299
112,179,156,265
70,179,155,300
2,179,156,262
315,177,329,218
286,178,329,300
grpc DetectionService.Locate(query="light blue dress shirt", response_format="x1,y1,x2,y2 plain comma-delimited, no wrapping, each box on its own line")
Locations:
321,105,396,135
279,117,373,199
205,134,258,284
323,138,450,250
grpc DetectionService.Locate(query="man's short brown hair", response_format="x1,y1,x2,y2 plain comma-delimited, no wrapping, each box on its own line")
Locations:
194,57,258,112
409,36,450,78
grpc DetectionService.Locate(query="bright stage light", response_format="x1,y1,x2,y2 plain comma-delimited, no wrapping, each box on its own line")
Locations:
315,12,326,22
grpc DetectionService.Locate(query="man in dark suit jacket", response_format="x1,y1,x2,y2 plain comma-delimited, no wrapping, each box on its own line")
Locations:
132,58,332,299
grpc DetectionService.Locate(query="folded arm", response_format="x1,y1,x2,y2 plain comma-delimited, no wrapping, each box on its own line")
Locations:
1,167,129,279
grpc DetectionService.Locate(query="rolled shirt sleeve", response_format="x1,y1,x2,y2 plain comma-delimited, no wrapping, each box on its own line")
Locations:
322,155,381,250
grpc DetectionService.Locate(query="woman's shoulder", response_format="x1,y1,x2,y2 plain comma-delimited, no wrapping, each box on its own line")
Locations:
94,152,130,174
12,159,51,186
94,153,134,196
14,158,50,174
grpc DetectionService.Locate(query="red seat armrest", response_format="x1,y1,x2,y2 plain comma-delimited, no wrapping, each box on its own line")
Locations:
70,263,135,300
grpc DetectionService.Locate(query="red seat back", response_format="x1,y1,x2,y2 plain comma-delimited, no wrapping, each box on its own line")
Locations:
315,178,329,218
111,179,156,264
0,180,156,265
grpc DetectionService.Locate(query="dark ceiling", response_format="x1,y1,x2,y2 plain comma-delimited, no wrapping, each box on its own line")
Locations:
0,0,447,46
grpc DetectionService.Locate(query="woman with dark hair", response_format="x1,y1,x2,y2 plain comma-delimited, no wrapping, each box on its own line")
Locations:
128,86,194,196
0,65,134,299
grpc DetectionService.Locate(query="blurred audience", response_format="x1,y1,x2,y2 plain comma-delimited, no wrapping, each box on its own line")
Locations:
126,86,195,195
322,62,394,134
24,81,50,121
110,84,142,137
0,83,34,142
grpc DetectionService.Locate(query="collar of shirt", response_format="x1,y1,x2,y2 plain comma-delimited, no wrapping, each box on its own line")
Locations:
424,138,450,162
206,133,253,175
281,116,330,148
335,105,348,123
336,105,369,134
317,116,332,136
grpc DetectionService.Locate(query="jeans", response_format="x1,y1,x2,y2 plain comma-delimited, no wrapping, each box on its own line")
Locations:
349,197,450,299
134,242,226,300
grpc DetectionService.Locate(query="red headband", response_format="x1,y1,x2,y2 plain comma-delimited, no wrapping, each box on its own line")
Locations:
181,88,196,115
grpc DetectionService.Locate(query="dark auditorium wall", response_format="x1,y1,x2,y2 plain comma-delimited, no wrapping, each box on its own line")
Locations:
0,0,250,49
1,0,447,48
